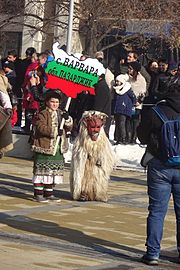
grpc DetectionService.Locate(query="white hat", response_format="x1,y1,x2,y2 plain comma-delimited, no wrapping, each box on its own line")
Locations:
114,74,131,94
115,74,129,84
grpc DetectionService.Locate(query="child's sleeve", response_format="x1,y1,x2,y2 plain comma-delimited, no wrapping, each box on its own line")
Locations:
35,112,53,138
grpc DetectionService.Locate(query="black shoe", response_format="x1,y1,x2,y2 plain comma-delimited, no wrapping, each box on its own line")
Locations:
121,139,127,145
141,254,159,266
114,141,121,145
178,253,180,264
130,139,136,145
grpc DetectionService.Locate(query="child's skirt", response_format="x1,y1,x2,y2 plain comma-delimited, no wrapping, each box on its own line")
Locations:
32,149,64,185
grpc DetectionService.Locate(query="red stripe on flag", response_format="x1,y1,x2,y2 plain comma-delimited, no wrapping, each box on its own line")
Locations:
46,74,95,98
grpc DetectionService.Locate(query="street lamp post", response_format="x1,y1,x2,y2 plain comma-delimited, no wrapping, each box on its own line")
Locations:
57,0,74,136
66,0,75,55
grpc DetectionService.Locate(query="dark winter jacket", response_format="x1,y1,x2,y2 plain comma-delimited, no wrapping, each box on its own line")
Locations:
90,78,111,117
69,91,92,123
11,58,23,98
153,71,171,100
145,69,159,101
113,86,136,117
6,71,16,89
137,91,180,161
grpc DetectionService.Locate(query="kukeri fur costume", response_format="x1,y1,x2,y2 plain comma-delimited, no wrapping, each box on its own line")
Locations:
70,111,114,202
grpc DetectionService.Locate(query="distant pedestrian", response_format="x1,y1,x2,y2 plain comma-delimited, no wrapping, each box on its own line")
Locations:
0,69,13,157
113,74,136,144
4,50,22,127
31,89,73,203
90,74,112,137
127,51,151,91
128,61,147,144
153,58,170,100
3,61,18,127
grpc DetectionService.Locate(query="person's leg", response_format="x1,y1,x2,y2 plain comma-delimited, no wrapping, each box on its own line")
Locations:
44,184,53,198
131,110,141,143
16,101,22,127
104,115,111,138
145,159,172,259
172,169,180,256
33,183,49,202
118,114,126,143
44,184,61,202
34,183,44,197
15,91,22,127
114,114,121,143
125,116,131,143
130,116,135,143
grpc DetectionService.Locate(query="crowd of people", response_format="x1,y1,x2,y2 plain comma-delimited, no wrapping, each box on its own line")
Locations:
0,47,179,145
68,50,180,145
0,46,180,266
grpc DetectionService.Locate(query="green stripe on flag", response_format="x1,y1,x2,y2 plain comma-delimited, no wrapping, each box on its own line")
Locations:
46,61,99,88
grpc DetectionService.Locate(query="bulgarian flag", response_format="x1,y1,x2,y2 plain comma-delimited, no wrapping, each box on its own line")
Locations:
45,42,105,98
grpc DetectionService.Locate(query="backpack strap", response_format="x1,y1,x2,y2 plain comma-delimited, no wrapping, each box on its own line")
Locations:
152,106,169,123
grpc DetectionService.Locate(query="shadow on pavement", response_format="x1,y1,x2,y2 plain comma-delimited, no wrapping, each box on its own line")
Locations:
0,173,31,183
111,175,146,186
0,173,72,201
0,213,144,263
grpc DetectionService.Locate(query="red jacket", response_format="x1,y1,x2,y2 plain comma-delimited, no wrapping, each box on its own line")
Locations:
22,61,40,110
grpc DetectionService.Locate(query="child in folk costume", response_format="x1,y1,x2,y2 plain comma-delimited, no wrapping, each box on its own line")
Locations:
31,89,73,202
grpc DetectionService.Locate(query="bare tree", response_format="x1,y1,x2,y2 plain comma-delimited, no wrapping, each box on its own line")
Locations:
0,0,179,55
77,0,180,55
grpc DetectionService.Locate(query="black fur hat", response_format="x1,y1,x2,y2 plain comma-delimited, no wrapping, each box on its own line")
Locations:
25,47,36,57
129,61,141,72
44,89,62,101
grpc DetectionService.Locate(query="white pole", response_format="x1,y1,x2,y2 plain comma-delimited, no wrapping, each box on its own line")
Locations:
64,0,74,112
66,0,75,54
54,0,74,155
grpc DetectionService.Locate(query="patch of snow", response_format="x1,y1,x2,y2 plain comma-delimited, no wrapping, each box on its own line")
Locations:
64,124,146,172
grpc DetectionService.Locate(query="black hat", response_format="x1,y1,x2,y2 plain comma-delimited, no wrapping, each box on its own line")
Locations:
3,61,14,70
129,61,141,72
25,47,36,57
44,89,62,101
169,63,178,71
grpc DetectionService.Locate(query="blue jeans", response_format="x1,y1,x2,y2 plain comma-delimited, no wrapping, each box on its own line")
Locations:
146,158,180,258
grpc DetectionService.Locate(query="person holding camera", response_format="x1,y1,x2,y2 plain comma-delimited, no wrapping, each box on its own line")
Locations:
22,53,39,132
31,89,73,203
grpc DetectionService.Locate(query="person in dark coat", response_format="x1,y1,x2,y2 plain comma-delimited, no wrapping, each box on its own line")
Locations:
6,50,23,126
137,83,180,266
3,61,16,88
90,74,111,137
152,58,170,101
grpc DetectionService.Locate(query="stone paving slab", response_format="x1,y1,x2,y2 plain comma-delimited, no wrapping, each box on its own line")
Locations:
0,157,179,270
